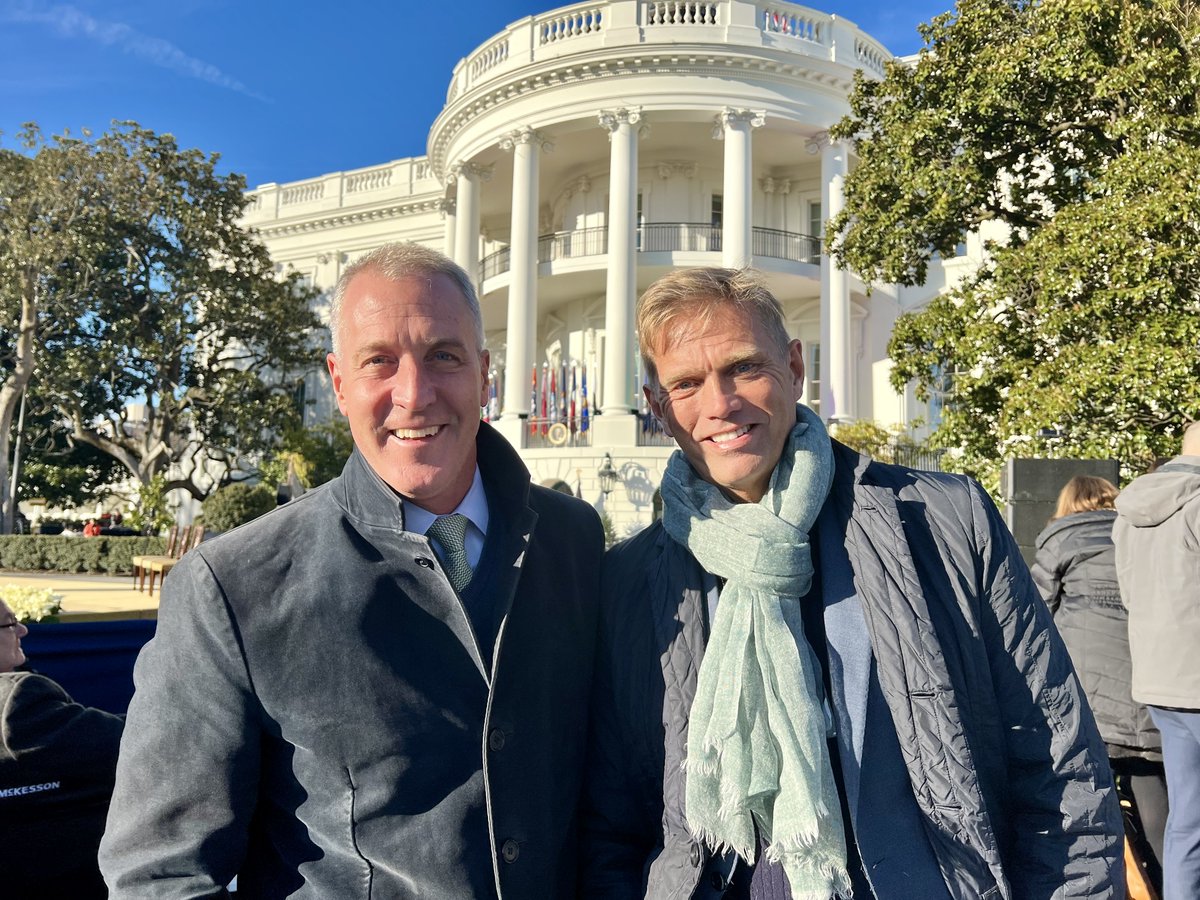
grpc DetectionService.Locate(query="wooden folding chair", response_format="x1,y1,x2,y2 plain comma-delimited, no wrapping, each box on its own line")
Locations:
147,523,206,597
132,524,179,591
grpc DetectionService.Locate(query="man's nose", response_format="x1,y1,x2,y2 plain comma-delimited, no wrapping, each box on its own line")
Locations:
391,360,435,409
701,373,741,416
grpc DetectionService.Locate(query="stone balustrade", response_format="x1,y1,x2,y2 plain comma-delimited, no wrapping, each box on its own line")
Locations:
442,0,892,109
244,158,439,222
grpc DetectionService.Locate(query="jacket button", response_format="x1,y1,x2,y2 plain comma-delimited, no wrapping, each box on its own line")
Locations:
689,843,702,867
501,839,520,863
488,728,506,751
710,872,727,891
415,557,434,568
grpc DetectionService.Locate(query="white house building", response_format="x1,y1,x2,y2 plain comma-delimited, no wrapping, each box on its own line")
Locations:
245,0,970,533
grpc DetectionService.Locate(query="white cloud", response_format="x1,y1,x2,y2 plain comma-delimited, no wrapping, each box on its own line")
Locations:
1,1,268,101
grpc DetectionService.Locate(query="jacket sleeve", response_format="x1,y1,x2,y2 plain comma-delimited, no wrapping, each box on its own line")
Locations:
972,483,1124,899
1029,532,1065,613
1,672,124,774
577,543,661,899
99,552,259,898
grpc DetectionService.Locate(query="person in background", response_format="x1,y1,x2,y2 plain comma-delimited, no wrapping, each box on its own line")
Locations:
582,266,1123,899
1114,423,1200,900
100,242,604,898
0,599,124,899
1033,475,1166,891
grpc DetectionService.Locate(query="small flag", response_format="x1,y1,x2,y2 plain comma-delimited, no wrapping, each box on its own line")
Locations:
581,365,589,433
530,367,538,435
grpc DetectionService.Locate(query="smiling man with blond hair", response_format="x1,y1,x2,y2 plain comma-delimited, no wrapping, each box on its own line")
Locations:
582,266,1123,899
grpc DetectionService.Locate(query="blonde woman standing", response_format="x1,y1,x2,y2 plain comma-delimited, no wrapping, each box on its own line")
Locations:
1033,475,1166,891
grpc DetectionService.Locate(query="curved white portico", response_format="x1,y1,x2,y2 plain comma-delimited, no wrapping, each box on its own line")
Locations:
244,0,952,532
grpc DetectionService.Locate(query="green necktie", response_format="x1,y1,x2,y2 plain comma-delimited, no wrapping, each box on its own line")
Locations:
427,514,473,592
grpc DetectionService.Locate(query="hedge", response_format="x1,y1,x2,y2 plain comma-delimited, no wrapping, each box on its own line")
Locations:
0,535,168,574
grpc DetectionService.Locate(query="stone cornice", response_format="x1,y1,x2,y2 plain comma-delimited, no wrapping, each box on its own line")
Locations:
428,50,858,178
249,197,445,238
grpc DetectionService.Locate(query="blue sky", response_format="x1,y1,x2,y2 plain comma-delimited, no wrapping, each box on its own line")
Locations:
0,0,952,190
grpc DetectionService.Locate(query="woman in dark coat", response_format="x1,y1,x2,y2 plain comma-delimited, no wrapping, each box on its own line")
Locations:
0,599,124,898
1032,475,1167,886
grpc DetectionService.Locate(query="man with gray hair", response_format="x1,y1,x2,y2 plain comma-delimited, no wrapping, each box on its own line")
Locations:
582,267,1123,898
1114,421,1200,900
101,242,604,898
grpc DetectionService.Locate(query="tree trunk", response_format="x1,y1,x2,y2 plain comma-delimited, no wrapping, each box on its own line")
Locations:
0,279,38,533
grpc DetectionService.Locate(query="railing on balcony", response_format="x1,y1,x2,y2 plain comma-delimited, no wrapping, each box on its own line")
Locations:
480,223,820,281
637,412,676,447
523,417,594,449
752,227,821,263
538,224,609,262
640,222,721,252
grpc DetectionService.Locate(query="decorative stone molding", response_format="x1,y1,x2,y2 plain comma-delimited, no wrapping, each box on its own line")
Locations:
499,128,554,154
448,161,494,181
598,107,648,141
437,197,456,217
317,253,332,265
657,161,699,179
806,131,831,154
760,176,776,194
712,107,766,139
252,200,447,238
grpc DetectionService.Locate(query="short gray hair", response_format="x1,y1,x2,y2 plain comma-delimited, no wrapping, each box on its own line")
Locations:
329,242,482,356
637,267,791,384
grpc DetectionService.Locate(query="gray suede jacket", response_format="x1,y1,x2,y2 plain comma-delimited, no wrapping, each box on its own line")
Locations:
582,442,1123,900
1114,456,1200,708
100,424,603,899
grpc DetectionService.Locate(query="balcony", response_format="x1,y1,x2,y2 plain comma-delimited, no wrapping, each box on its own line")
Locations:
480,223,819,281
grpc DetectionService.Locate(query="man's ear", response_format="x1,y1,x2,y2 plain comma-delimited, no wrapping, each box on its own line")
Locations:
786,340,805,402
327,352,349,416
644,382,672,438
478,349,491,408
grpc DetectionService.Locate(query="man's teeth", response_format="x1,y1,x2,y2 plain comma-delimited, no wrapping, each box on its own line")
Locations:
392,426,440,439
711,425,750,444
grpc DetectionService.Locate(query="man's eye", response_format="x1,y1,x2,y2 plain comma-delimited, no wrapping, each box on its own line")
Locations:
432,350,461,364
364,356,390,367
733,362,757,375
669,380,697,394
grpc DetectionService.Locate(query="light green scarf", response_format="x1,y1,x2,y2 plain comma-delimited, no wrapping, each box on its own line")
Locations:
661,403,851,900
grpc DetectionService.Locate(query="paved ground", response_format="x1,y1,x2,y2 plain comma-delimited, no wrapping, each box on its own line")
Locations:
0,570,160,621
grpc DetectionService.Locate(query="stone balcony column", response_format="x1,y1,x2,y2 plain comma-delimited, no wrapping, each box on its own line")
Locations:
818,135,853,421
598,107,644,417
714,108,764,268
451,162,490,293
500,128,550,420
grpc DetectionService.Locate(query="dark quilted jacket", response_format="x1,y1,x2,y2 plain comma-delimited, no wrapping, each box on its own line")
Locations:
1032,510,1161,760
582,441,1123,900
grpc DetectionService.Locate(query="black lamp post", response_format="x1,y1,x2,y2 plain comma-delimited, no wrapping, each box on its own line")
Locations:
597,453,619,496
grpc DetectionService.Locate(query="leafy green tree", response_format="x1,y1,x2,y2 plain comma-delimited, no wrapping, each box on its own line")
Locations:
6,385,128,510
258,419,354,491
125,474,174,535
1,122,325,531
201,482,276,532
830,0,1200,480
1,125,116,532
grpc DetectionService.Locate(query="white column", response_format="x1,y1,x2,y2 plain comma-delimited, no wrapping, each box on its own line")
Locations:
598,107,642,416
819,136,853,421
440,197,456,260
500,128,547,420
714,108,764,268
451,162,489,292
760,176,777,230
